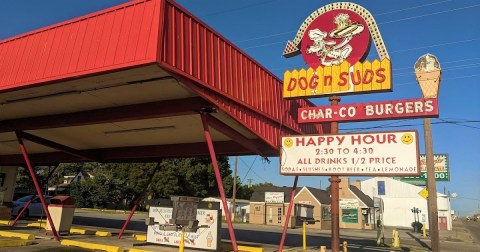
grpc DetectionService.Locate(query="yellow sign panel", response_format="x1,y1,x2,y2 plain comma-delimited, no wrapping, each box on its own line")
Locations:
283,59,391,98
418,188,429,199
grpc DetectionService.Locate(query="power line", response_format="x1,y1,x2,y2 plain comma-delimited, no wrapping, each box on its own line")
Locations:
438,118,480,130
341,120,480,132
344,119,412,133
394,74,480,87
374,0,454,16
239,156,259,184
379,3,480,25
389,38,480,54
394,62,480,77
394,57,480,71
269,56,480,72
249,168,268,183
202,0,278,17
235,30,294,44
238,4,479,50
233,0,458,45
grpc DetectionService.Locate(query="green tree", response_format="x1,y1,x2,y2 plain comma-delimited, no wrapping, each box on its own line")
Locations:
70,174,123,208
150,157,232,199
15,166,57,193
249,182,274,190
34,156,232,208
234,179,254,200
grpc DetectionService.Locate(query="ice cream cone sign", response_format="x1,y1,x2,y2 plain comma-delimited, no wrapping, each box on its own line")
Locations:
414,54,441,98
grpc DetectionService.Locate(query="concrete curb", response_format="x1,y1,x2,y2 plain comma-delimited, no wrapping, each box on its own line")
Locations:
96,231,112,237
133,234,146,241
70,228,96,235
221,243,265,252
27,222,46,229
68,227,111,236
0,239,34,248
61,239,124,252
0,220,11,225
128,249,155,252
0,231,35,240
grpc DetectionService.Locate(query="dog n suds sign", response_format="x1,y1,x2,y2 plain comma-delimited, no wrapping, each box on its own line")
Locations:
283,2,392,98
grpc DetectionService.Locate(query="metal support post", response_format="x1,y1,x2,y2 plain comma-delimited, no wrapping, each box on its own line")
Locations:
179,229,185,252
200,113,238,252
12,164,60,227
423,222,427,238
16,133,60,241
11,195,35,226
278,176,298,252
118,162,161,239
303,221,307,250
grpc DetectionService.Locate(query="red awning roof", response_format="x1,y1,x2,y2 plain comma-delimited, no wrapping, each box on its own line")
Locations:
0,0,327,165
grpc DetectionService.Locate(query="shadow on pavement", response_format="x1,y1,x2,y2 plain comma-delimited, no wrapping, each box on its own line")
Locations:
405,231,431,250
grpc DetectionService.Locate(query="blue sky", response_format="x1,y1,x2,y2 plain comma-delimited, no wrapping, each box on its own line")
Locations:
1,0,479,216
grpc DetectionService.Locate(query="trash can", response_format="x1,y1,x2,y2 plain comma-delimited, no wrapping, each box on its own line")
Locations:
46,196,75,235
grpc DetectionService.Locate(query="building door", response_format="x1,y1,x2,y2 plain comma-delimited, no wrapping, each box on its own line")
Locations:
439,217,447,230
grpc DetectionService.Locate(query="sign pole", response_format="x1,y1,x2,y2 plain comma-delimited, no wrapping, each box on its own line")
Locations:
424,118,440,251
329,95,341,252
414,53,442,252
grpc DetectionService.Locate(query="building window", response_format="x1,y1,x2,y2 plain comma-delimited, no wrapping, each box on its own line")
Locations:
342,209,359,223
277,208,282,224
322,206,331,220
255,206,261,212
362,209,369,223
377,181,385,195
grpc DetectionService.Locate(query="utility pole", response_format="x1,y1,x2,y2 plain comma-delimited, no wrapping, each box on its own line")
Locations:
247,178,253,188
231,156,238,222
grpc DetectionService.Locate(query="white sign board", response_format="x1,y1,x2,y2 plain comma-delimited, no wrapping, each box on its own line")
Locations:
280,130,420,176
147,207,220,250
265,192,284,203
340,199,359,209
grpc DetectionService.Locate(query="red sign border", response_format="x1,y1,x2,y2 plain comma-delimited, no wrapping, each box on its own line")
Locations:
298,98,438,123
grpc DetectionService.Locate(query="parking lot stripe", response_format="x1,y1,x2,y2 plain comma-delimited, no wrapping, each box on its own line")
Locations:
0,231,35,240
61,239,124,252
0,220,11,225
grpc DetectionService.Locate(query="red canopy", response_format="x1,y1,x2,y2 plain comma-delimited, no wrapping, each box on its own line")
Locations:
0,0,327,165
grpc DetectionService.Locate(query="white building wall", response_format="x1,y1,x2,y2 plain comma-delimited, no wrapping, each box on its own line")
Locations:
382,198,428,228
361,177,452,230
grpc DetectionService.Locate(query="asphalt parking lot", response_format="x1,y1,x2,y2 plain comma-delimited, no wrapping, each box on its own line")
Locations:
0,210,478,252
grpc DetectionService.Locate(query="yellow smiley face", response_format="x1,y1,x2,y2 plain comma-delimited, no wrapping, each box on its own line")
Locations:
283,138,293,148
401,133,414,145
